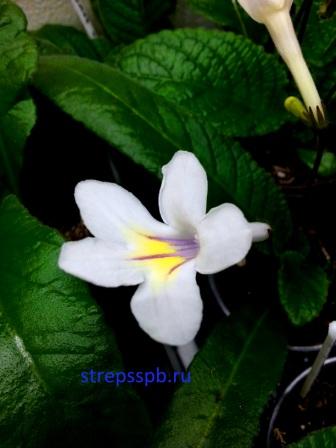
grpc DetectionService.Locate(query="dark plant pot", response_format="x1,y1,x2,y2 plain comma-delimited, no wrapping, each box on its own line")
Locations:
267,357,336,447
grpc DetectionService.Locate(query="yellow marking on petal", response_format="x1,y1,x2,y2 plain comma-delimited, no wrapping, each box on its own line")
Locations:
130,232,175,256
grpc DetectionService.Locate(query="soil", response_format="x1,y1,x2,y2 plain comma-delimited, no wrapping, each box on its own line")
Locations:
266,357,336,447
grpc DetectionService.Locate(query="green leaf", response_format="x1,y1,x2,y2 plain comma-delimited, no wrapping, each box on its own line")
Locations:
0,0,26,42
278,251,329,326
92,0,173,44
0,195,151,447
0,98,36,194
33,25,112,61
0,0,38,116
298,148,336,177
300,0,336,68
152,307,287,448
186,0,265,40
187,0,244,29
288,426,336,447
115,29,289,137
33,54,292,250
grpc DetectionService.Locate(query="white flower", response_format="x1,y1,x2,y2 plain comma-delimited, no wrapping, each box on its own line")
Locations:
59,151,270,346
237,0,325,126
15,0,97,33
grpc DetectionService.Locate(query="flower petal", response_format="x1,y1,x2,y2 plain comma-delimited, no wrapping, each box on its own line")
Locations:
130,261,203,345
59,237,144,287
159,151,208,233
75,180,175,245
250,222,271,242
196,204,253,274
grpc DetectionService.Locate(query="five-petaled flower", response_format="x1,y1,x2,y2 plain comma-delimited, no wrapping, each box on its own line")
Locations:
237,0,325,127
59,151,270,346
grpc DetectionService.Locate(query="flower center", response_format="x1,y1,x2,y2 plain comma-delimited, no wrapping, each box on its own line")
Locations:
133,235,199,261
128,233,199,281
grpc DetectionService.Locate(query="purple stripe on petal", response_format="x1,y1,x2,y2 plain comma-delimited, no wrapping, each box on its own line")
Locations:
131,234,199,265
131,253,174,261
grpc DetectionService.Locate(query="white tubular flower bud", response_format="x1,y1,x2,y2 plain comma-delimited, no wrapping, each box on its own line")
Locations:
237,0,326,127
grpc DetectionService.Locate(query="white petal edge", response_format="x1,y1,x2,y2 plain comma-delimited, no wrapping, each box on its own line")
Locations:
59,237,144,287
159,151,208,234
130,261,203,346
75,180,176,245
195,203,253,274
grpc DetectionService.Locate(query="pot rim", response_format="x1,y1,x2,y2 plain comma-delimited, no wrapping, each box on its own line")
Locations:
266,356,336,447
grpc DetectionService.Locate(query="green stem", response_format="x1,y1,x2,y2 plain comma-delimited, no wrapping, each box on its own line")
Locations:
231,0,248,37
0,131,19,195
295,0,314,43
311,129,327,181
326,81,336,102
312,134,322,178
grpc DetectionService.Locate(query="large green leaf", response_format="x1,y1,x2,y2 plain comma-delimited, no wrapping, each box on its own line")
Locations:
0,195,151,447
33,25,112,61
115,28,288,137
288,426,336,447
33,54,292,250
0,98,36,194
0,0,38,116
278,251,329,326
151,307,287,448
92,0,173,44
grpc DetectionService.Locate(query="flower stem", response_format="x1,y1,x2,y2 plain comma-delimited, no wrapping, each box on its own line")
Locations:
265,11,323,124
326,81,336,103
177,340,198,369
311,133,324,179
295,0,314,43
164,345,183,371
208,275,231,317
287,344,322,352
232,0,248,37
310,128,328,182
69,0,98,38
300,321,336,398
